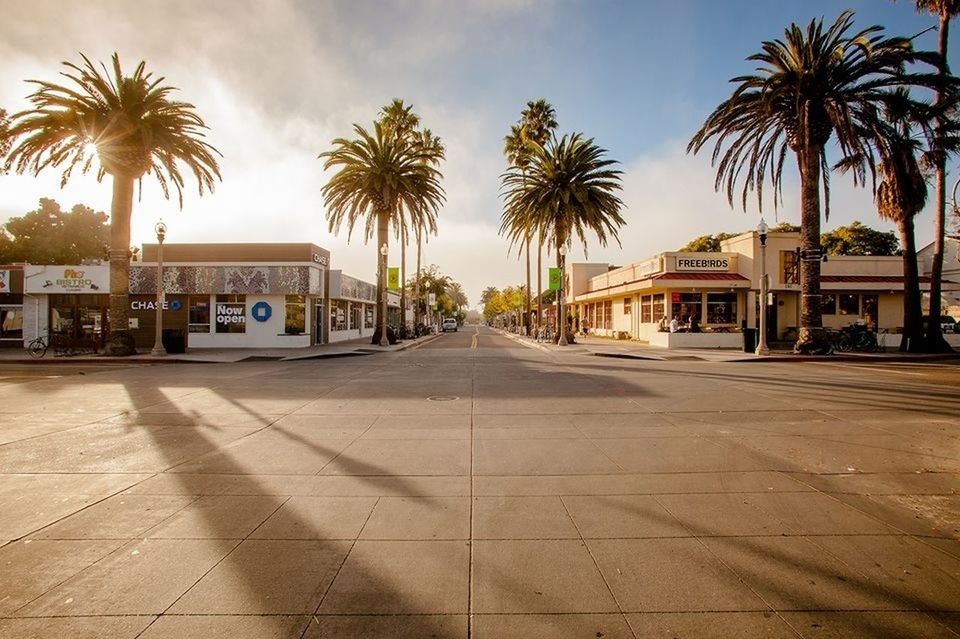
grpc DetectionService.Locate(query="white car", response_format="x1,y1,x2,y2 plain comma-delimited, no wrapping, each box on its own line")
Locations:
442,318,458,332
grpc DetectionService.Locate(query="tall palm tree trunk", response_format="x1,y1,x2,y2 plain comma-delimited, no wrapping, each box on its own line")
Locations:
928,11,952,352
105,175,136,356
899,216,924,353
536,240,542,330
400,234,407,334
795,143,825,354
525,236,531,335
415,229,422,327
376,211,389,346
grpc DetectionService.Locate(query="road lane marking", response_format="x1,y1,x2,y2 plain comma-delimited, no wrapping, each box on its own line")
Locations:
471,327,479,349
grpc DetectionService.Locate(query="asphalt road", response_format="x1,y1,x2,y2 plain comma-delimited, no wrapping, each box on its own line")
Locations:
0,325,958,638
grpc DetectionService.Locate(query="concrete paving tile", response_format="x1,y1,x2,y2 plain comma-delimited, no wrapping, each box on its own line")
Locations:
170,432,353,475
303,615,467,638
563,495,689,538
0,539,123,614
360,497,470,540
700,536,904,611
362,427,470,439
103,411,282,429
19,538,232,615
473,471,810,497
925,537,960,559
473,439,621,475
0,473,152,498
472,496,580,539
810,535,960,611
318,540,469,614
592,438,769,473
251,496,378,539
474,396,647,415
625,612,797,638
472,540,619,613
472,426,584,439
781,611,958,638
656,493,792,537
0,421,89,445
746,492,896,535
38,494,196,539
169,539,351,614
786,471,960,496
145,495,283,538
319,439,470,476
138,615,309,639
590,538,766,612
824,493,960,539
0,616,155,639
368,414,472,429
305,475,472,497
472,613,634,638
0,494,100,539
473,414,576,429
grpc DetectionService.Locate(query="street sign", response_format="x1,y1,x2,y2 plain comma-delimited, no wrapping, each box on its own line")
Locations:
548,267,562,291
428,292,436,305
387,267,400,291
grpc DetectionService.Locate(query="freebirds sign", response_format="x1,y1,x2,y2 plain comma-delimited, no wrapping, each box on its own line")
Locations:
215,302,246,333
675,256,731,272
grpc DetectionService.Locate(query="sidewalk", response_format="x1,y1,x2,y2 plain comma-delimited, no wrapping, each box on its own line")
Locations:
0,333,442,364
497,329,960,363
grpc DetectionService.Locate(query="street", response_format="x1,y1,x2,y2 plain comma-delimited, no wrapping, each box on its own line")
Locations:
0,326,958,638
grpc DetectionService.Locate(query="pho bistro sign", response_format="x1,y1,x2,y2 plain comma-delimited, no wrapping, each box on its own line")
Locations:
25,264,110,294
675,255,732,272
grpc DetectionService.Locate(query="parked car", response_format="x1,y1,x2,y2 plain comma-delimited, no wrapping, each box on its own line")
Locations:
442,318,458,332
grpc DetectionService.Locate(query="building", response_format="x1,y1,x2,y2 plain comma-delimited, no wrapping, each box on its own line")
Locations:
918,236,960,318
568,230,949,348
0,265,25,348
19,243,398,351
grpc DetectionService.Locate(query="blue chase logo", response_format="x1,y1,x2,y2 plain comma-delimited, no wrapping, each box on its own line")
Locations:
251,301,272,322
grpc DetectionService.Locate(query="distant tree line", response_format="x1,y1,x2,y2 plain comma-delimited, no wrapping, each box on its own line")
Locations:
0,198,110,264
680,221,900,256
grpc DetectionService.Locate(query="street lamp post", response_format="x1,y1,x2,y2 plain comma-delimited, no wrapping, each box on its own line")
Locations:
756,219,770,356
150,220,167,357
558,244,568,346
379,243,389,347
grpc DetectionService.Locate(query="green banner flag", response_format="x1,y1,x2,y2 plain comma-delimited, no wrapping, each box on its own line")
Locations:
548,267,562,291
387,267,400,291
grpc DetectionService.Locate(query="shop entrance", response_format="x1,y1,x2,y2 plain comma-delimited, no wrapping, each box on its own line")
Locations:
314,303,325,344
49,294,110,350
766,293,779,342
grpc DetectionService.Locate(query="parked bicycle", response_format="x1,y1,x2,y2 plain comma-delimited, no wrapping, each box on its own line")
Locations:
26,333,48,358
833,323,883,353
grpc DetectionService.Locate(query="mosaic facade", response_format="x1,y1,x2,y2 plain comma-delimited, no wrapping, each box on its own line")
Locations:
129,265,321,295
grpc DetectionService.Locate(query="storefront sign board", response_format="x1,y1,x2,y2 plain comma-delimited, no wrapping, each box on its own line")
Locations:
548,267,562,291
251,301,272,322
675,256,730,272
216,303,246,327
388,267,400,291
25,264,110,293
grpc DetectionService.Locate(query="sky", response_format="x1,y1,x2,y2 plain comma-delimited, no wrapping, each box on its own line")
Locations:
1,0,957,309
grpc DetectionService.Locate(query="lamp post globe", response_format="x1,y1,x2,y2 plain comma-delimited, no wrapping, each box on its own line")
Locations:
755,219,770,356
150,220,168,357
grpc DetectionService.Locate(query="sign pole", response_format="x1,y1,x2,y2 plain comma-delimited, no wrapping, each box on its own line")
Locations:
150,221,167,357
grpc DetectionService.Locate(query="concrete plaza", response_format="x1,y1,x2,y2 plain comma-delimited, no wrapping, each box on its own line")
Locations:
0,326,957,638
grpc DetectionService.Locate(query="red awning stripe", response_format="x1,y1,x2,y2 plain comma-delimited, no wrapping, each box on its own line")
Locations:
653,272,750,281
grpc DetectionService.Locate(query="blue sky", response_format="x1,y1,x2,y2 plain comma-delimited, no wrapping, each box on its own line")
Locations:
0,1,956,306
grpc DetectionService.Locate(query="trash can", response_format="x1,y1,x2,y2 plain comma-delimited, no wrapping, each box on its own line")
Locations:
742,328,757,353
162,329,186,354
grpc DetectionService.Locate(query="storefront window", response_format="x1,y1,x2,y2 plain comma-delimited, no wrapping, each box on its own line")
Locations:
0,306,23,340
641,295,652,323
331,300,347,331
706,292,737,324
623,298,631,315
838,293,859,316
671,292,702,323
364,304,374,329
284,295,306,335
781,250,799,285
652,294,665,323
350,303,361,331
862,294,878,329
603,300,613,329
215,294,246,334
822,293,836,315
52,305,76,335
188,295,211,333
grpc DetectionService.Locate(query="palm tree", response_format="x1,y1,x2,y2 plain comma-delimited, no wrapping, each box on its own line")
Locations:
688,11,943,353
501,133,624,344
520,100,558,332
503,123,531,333
319,119,444,345
914,0,960,350
3,53,220,355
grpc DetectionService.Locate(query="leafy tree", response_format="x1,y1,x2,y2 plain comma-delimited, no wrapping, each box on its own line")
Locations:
772,222,800,233
3,53,221,355
320,109,445,345
679,232,738,252
820,221,900,256
688,11,947,353
501,133,624,343
0,109,10,173
0,198,109,264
